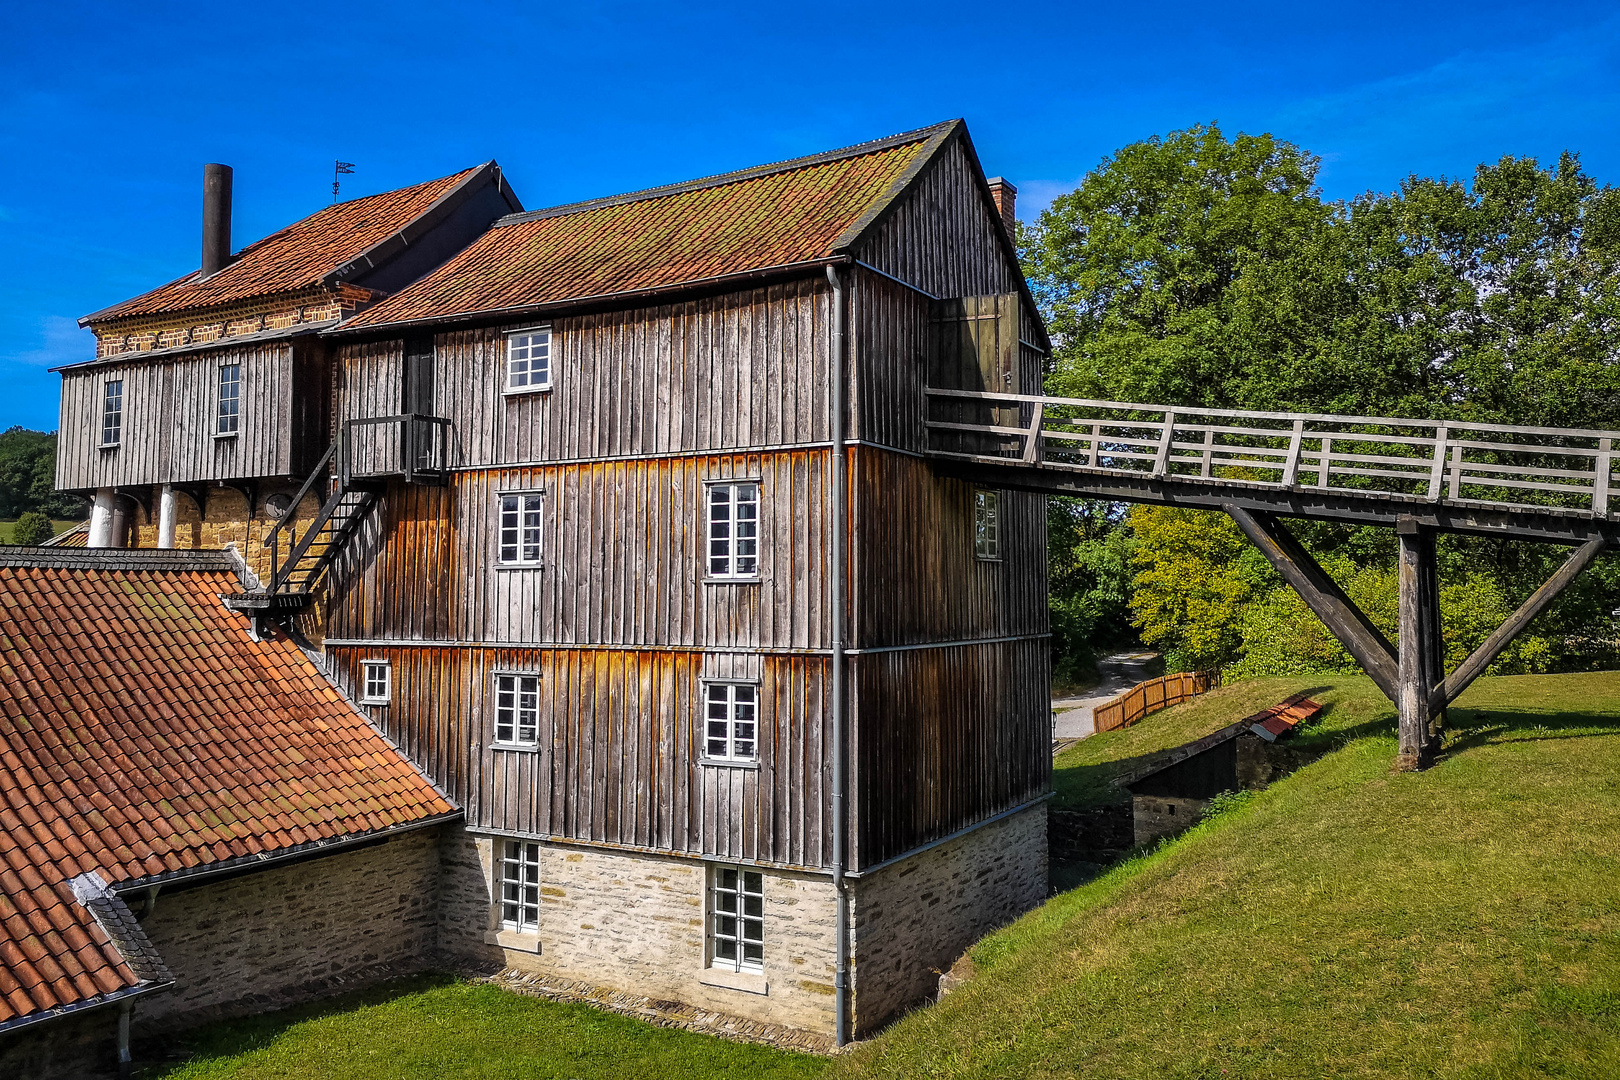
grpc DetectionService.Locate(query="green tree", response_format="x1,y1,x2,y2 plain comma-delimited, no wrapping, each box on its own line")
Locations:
1047,498,1136,687
0,428,85,520
10,511,51,546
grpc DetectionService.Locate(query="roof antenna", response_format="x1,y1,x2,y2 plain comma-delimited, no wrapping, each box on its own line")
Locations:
333,160,355,203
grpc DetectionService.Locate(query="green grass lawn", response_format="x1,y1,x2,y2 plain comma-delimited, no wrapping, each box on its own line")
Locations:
0,518,81,543
834,671,1620,1079
142,975,828,1080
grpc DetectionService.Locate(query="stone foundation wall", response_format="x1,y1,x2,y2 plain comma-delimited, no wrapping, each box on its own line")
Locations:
438,829,839,1034
0,1007,121,1080
1132,794,1210,846
849,802,1047,1034
133,827,443,1029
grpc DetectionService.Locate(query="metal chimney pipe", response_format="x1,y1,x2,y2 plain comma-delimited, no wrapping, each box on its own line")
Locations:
201,163,233,279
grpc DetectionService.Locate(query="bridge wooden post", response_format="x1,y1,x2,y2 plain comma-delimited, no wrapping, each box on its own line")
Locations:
1396,516,1442,770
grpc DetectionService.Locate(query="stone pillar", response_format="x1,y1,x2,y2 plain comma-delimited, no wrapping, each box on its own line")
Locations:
87,488,117,548
157,485,177,549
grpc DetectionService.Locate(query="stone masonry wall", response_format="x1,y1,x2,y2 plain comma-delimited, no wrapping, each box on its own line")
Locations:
850,803,1047,1034
437,827,840,1035
132,827,443,1029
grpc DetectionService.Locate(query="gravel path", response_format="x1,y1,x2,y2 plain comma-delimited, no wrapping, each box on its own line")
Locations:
1052,652,1161,741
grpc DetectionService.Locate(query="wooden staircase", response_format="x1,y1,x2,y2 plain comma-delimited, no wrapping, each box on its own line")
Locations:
268,481,383,595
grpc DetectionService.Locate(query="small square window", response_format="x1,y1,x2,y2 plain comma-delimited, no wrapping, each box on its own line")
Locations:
217,364,241,435
709,865,764,973
498,492,543,566
974,489,1001,561
494,673,541,747
706,482,759,579
359,660,391,705
500,840,541,931
101,380,123,447
505,327,552,393
704,682,758,762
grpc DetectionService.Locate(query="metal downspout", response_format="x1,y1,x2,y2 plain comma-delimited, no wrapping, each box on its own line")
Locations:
825,264,850,1046
117,998,132,1080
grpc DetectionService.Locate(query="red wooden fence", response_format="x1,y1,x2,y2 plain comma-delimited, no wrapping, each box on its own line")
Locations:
1092,670,1220,733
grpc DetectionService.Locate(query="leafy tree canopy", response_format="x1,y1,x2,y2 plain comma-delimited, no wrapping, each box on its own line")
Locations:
0,427,85,521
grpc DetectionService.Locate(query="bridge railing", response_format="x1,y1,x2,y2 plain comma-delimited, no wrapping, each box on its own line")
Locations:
925,388,1620,517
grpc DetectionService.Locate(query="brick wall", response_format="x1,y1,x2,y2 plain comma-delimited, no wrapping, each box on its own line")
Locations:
133,827,443,1029
90,284,374,359
849,803,1047,1033
438,829,840,1034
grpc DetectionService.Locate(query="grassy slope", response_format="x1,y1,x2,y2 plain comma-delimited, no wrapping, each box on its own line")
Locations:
837,672,1620,1080
145,975,827,1080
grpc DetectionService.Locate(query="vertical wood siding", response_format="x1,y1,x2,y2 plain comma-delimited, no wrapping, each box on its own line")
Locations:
336,280,831,468
327,452,831,649
851,637,1050,867
56,341,302,490
329,645,831,867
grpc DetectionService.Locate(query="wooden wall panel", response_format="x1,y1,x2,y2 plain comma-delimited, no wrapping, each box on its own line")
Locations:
328,645,831,868
56,341,298,490
851,447,1047,648
850,637,1050,868
326,451,831,650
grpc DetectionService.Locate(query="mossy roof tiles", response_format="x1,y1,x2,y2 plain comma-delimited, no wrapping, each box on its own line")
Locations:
0,562,453,1029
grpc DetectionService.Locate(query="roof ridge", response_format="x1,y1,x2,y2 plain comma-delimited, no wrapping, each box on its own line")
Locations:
495,120,959,227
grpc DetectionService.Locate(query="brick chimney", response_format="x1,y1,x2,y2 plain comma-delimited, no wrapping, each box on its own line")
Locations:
986,177,1017,240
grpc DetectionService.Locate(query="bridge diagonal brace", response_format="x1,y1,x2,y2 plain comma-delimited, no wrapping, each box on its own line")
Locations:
1431,534,1609,712
1225,504,1400,701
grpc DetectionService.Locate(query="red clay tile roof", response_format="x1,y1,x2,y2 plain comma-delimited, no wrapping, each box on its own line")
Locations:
1248,695,1322,742
0,556,454,1029
339,122,956,331
82,167,483,325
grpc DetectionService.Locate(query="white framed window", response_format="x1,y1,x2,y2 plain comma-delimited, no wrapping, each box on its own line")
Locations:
704,682,758,762
216,363,241,435
101,380,123,447
505,327,552,393
498,492,543,566
500,840,541,931
494,673,541,747
974,489,1001,561
359,659,391,705
706,482,759,579
709,865,764,973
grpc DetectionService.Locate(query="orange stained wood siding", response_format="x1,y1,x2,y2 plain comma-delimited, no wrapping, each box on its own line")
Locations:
331,645,832,868
327,452,832,649
850,637,1051,867
341,133,934,330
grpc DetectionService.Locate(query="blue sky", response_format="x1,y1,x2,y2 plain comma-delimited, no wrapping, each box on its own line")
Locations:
2,0,1617,430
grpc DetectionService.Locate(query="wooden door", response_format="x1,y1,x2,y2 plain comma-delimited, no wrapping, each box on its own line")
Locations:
928,293,1020,450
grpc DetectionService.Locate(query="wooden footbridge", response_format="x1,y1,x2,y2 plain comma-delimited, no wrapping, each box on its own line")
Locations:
926,387,1620,769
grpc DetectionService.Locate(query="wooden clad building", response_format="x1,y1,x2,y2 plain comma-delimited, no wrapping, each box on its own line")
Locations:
59,120,1051,1042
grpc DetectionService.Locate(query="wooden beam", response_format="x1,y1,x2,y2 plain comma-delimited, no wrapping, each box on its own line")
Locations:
1225,504,1400,701
1432,534,1609,711
1395,520,1440,770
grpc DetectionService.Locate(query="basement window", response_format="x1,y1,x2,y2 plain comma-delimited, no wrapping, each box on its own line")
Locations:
703,682,759,764
708,865,764,974
216,363,241,436
973,489,1001,561
100,379,123,447
500,841,541,931
493,673,540,748
505,326,552,394
497,492,543,566
706,482,760,580
359,659,391,705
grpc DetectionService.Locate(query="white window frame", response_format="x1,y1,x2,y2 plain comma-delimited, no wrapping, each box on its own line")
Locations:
974,489,1001,561
499,840,541,931
702,681,759,764
493,672,541,749
216,363,241,437
359,659,391,705
504,326,552,395
100,379,123,448
708,864,764,974
497,490,544,567
705,480,760,581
